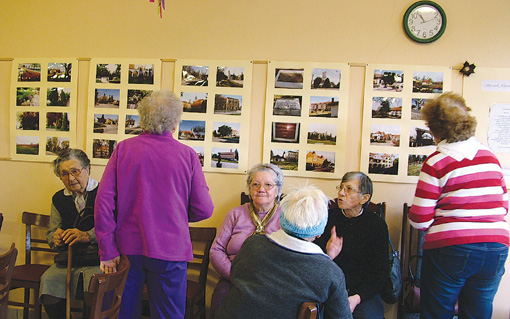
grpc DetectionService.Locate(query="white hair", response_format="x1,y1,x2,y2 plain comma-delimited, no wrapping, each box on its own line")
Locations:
279,185,329,229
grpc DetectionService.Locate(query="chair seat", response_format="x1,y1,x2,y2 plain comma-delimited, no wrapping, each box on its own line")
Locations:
11,264,50,283
186,280,202,299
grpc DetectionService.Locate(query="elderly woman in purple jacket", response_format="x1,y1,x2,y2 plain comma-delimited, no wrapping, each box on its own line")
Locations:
209,163,284,318
95,90,214,319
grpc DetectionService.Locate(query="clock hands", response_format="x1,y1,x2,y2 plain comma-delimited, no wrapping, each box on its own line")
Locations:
417,12,426,23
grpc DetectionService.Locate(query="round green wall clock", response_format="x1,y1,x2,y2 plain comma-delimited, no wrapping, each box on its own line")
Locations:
403,1,447,43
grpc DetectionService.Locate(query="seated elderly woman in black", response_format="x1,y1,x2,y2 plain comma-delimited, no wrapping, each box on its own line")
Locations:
39,148,102,319
315,171,389,319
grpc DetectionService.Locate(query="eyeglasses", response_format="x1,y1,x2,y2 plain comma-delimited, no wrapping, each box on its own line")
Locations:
250,182,277,190
336,184,361,195
60,167,84,179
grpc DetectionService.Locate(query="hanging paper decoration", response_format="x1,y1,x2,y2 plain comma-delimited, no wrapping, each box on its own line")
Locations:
149,0,165,18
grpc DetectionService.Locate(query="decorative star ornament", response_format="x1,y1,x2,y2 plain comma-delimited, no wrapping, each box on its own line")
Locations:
460,61,476,76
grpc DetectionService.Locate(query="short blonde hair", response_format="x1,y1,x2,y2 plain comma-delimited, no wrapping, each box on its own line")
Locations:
421,92,476,143
137,90,183,134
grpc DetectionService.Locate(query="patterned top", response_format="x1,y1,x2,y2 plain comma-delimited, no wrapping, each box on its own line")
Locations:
409,137,510,250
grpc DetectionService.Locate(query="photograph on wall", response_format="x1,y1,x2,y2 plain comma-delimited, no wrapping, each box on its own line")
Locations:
309,96,338,118
174,59,253,174
16,136,39,155
407,154,428,176
93,114,119,134
306,150,335,173
18,63,41,82
270,149,299,171
95,88,120,108
96,64,121,84
409,126,434,147
212,122,240,143
272,95,302,116
16,111,39,130
46,87,71,106
372,97,402,119
181,65,209,86
48,63,72,82
311,68,340,90
192,146,205,166
181,92,207,113
128,64,154,84
307,123,337,145
368,152,399,175
127,89,152,109
211,147,239,169
16,87,40,106
411,98,430,120
216,66,244,88
370,124,400,147
373,69,404,92
125,115,142,135
92,139,117,159
271,122,300,143
360,64,451,182
413,71,444,93
86,58,162,165
46,137,70,155
178,120,206,141
10,58,78,161
275,68,303,89
263,61,350,178
46,112,70,131
214,94,242,115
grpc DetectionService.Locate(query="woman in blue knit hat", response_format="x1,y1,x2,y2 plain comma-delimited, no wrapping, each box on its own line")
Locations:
215,185,352,319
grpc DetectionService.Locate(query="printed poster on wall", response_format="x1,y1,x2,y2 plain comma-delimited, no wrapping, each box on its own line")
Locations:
262,61,350,179
173,59,253,174
85,58,162,165
10,58,78,161
462,67,510,176
360,64,451,183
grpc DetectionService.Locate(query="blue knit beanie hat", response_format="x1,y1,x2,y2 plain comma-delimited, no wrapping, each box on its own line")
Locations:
279,185,329,238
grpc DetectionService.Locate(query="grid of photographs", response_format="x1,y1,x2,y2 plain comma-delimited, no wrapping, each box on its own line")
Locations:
173,60,253,173
86,59,161,164
360,64,452,183
262,61,349,178
10,58,78,161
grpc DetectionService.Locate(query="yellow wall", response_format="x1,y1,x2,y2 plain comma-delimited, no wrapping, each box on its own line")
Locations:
1,1,510,318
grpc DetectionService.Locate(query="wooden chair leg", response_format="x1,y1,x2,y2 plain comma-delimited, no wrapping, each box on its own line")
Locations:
23,288,30,319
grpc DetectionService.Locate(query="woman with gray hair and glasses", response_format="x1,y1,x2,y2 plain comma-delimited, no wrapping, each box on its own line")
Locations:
209,163,284,318
315,171,389,319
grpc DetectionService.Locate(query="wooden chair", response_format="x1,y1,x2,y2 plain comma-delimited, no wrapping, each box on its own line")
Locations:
0,213,3,232
398,203,424,319
297,302,318,319
0,244,18,319
83,255,130,319
142,227,217,319
8,212,54,319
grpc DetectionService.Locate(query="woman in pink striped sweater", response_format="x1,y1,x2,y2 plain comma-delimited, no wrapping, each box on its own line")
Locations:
409,92,509,319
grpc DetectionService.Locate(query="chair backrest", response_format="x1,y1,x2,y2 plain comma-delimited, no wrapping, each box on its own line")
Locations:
0,213,3,233
241,192,250,205
85,255,130,319
0,244,18,319
21,212,54,265
188,227,217,287
398,203,425,318
297,302,318,319
328,199,386,219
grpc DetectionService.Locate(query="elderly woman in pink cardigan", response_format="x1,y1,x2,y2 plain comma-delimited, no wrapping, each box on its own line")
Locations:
209,163,284,318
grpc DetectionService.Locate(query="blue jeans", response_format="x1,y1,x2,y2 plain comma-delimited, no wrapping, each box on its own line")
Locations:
352,293,384,319
420,243,508,319
119,255,187,319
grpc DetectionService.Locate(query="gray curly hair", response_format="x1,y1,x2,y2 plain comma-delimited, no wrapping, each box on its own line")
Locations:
137,90,183,134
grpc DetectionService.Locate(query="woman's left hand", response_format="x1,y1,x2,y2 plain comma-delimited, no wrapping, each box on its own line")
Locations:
62,228,90,245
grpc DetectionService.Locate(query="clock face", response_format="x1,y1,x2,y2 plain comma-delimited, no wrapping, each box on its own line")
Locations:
404,1,446,43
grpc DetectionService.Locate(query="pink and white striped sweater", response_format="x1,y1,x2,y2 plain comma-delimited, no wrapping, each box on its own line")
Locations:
409,137,510,250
